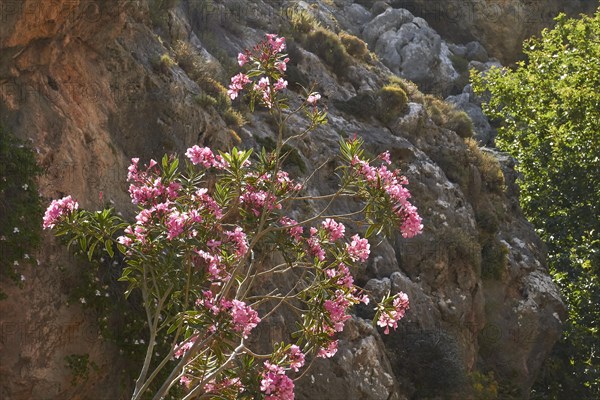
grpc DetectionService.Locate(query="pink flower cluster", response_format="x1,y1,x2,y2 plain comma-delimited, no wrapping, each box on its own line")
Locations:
280,217,303,242
240,187,281,217
266,33,286,54
225,227,249,258
351,152,423,238
127,159,185,207
317,340,338,358
275,171,303,193
324,291,352,332
261,361,295,400
287,345,305,372
346,234,370,262
193,188,223,220
227,73,252,100
228,34,290,108
196,291,261,339
322,218,345,241
325,263,355,290
194,249,225,281
230,299,261,339
377,292,410,334
43,195,79,229
174,335,197,359
204,377,243,394
307,227,326,261
185,145,227,168
306,93,321,106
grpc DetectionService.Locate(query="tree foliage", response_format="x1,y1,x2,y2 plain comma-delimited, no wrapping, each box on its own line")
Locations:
472,10,599,398
45,35,423,399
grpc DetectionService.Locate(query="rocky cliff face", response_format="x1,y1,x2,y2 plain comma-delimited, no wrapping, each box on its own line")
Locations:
368,0,599,64
0,1,570,399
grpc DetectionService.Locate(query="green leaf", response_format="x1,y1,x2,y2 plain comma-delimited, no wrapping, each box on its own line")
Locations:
78,236,88,253
166,322,179,335
87,240,98,262
116,243,127,256
104,239,114,258
365,224,376,239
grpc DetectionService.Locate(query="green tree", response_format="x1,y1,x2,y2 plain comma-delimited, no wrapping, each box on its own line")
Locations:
472,10,599,398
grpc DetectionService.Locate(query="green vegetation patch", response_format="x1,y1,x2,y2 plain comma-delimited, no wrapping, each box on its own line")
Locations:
0,126,43,294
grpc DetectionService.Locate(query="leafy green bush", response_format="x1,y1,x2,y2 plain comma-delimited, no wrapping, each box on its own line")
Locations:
472,10,600,397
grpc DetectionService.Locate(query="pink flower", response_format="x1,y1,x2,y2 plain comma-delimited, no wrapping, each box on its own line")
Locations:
240,187,280,216
261,361,294,400
193,189,223,219
321,218,345,241
376,292,409,334
227,73,251,100
333,263,354,288
274,78,288,91
127,158,140,182
280,217,303,241
275,58,289,72
135,208,153,225
117,235,133,247
306,93,321,105
125,224,147,244
237,52,249,66
257,76,270,89
174,336,197,359
307,236,326,262
166,209,186,240
43,196,79,229
288,345,305,372
379,151,391,165
225,227,249,258
194,250,224,281
266,33,286,54
346,234,370,262
254,79,274,108
399,203,423,238
180,375,192,388
196,290,220,315
207,239,221,250
323,290,351,332
185,145,215,168
230,300,261,338
317,340,338,358
166,182,181,199
128,182,161,206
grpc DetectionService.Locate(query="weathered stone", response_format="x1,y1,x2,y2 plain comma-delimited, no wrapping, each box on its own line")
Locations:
392,0,598,63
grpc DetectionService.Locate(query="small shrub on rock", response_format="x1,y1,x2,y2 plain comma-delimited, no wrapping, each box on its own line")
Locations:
305,27,353,76
377,84,409,124
339,32,370,62
423,95,474,138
